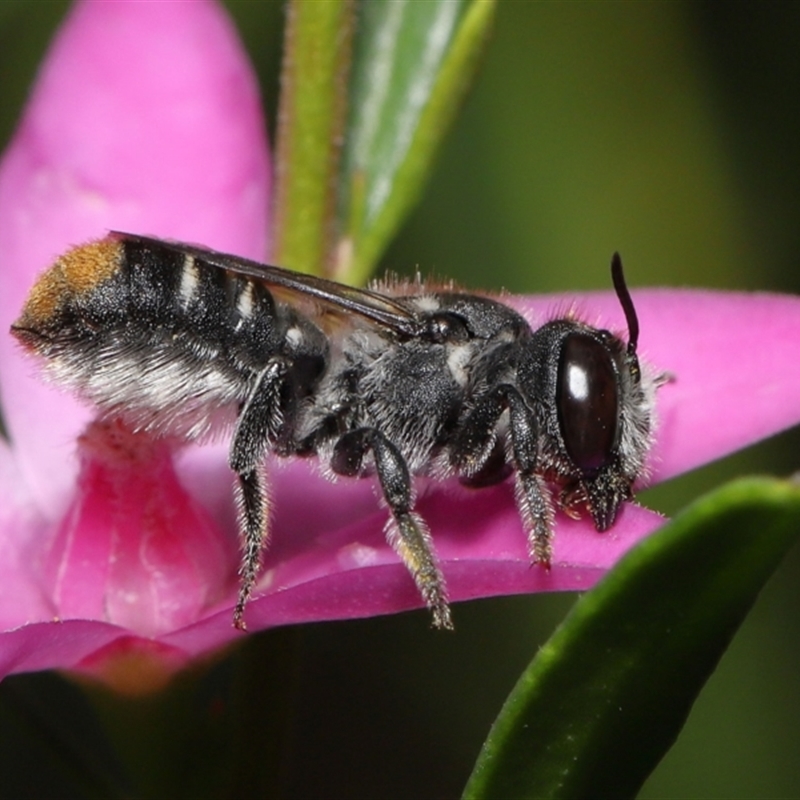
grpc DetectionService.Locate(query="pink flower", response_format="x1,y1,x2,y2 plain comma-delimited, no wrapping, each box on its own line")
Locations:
1,0,799,686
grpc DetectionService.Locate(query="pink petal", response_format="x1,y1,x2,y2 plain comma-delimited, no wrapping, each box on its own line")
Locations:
0,620,125,678
0,441,53,628
41,420,237,638
73,637,193,695
637,289,800,481
0,0,269,519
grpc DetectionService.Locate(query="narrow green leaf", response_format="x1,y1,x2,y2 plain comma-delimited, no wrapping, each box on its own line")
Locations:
273,0,355,276
336,0,496,284
463,477,800,800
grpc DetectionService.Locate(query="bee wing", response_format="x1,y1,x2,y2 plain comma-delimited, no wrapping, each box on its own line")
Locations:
116,232,424,337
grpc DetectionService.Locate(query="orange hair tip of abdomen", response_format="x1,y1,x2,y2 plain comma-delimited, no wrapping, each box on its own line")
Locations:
13,236,123,329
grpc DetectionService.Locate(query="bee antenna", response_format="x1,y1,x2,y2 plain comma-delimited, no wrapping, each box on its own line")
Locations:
610,252,639,355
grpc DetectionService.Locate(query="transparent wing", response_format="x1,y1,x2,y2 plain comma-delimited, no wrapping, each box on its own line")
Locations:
114,232,424,337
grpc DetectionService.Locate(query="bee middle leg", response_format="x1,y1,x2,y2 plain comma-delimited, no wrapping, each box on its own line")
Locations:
331,428,452,629
229,358,289,630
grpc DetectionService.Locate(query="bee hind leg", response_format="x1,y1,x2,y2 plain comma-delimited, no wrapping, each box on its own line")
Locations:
231,467,268,630
229,359,288,630
332,428,452,630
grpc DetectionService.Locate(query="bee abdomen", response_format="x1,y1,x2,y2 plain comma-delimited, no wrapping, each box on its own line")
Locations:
11,235,294,438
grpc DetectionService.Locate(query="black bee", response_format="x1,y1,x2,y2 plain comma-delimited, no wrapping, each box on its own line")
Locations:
11,233,657,630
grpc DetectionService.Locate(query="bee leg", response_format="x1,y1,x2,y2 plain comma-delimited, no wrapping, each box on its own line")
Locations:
229,359,289,631
332,429,452,630
451,389,508,477
454,386,553,565
505,387,554,566
230,467,267,630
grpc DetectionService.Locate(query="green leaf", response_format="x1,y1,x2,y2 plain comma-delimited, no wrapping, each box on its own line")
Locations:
273,0,355,276
336,0,496,285
462,477,800,800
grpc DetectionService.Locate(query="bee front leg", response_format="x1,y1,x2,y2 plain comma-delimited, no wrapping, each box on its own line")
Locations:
505,387,554,567
454,385,553,566
229,358,289,630
332,429,452,630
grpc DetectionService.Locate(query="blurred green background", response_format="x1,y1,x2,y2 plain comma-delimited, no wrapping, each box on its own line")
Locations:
2,1,799,797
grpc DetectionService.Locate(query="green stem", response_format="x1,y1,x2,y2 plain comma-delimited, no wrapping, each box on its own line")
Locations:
273,0,355,277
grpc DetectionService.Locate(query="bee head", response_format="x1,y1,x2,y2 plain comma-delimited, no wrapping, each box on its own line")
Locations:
518,254,654,530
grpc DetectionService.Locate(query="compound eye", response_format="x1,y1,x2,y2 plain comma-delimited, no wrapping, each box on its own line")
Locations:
556,332,619,473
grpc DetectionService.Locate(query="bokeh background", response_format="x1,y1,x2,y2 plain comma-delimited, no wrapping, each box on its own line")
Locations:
1,1,799,797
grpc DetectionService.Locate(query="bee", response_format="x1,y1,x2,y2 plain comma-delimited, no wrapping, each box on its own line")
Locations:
11,233,657,630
